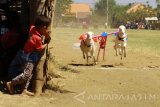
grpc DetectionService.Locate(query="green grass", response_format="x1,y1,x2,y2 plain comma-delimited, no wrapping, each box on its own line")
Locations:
53,27,160,57
127,29,160,56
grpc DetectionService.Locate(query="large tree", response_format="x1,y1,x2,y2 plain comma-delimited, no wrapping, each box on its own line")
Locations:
94,0,116,16
93,0,157,27
55,0,72,14
94,0,125,26
54,0,72,25
94,0,128,26
111,5,129,27
157,0,160,18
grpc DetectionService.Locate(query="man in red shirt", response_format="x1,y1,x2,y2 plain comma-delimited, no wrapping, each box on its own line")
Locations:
6,15,51,96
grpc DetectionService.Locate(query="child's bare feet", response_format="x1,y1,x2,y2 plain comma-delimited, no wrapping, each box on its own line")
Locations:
6,82,14,94
22,89,34,96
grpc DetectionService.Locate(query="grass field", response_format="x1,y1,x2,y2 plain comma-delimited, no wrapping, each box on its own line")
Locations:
53,27,160,57
127,29,160,56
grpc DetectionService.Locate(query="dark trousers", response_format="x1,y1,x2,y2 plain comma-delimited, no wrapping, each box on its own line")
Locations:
8,50,36,89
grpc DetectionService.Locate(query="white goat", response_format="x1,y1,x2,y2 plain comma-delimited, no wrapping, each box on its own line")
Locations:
114,25,128,60
80,32,97,65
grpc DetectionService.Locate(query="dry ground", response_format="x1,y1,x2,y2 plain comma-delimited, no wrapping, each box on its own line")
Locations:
0,28,160,107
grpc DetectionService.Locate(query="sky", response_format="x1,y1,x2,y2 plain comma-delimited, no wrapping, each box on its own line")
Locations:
73,0,157,8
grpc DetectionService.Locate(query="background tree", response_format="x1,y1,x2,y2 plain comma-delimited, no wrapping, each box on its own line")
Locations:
157,0,160,18
111,5,129,27
93,0,130,27
93,0,157,28
94,0,116,25
54,0,72,26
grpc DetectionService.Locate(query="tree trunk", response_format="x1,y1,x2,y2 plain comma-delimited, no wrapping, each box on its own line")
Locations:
32,59,46,95
30,0,57,95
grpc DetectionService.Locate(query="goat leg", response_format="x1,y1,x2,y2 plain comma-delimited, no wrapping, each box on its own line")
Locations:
97,47,100,61
116,48,118,56
121,47,123,60
93,56,97,65
83,52,85,59
124,47,126,58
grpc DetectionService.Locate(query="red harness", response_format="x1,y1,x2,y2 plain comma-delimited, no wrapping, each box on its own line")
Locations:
82,39,93,47
97,35,108,61
98,36,107,49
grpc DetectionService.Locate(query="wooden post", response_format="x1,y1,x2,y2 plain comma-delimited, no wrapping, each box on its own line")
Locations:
32,59,46,95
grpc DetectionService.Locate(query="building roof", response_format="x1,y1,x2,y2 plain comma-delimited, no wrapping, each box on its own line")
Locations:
70,3,91,13
127,3,146,13
145,17,158,21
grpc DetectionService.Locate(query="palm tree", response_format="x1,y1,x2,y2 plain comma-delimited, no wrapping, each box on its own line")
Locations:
156,0,160,10
146,1,150,7
156,0,160,18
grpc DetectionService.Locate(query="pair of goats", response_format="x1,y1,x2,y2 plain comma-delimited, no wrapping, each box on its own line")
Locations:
80,25,128,65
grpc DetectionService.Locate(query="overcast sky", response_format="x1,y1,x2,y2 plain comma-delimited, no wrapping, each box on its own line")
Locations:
73,0,157,8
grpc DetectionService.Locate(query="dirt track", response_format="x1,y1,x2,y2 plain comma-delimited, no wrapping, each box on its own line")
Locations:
0,28,160,107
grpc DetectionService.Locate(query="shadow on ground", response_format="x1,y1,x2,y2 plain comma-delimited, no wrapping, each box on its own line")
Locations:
69,63,95,66
101,64,115,68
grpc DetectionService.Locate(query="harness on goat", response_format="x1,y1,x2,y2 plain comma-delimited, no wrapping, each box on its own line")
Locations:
80,32,95,47
97,32,108,61
98,36,107,49
117,33,128,41
82,39,93,47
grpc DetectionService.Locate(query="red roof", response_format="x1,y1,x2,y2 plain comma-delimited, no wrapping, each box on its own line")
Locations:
70,3,91,13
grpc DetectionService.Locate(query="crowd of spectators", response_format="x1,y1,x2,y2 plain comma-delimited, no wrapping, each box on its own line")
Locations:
125,20,159,30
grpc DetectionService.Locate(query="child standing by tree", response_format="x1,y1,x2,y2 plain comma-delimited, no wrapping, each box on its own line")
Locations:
6,15,51,96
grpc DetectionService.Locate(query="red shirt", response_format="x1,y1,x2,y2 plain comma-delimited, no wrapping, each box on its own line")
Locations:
23,26,44,53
